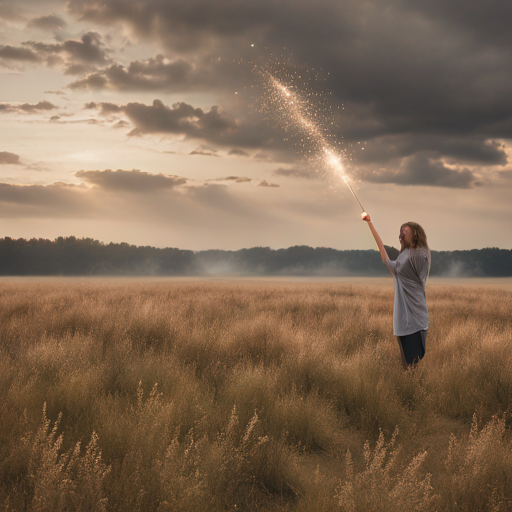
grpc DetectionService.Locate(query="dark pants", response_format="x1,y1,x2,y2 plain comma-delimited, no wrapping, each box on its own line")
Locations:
398,330,426,366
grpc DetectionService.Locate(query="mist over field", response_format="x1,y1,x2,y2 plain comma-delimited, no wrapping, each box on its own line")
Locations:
1,278,511,511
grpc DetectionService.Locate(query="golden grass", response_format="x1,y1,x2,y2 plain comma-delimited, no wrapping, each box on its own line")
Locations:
0,278,511,511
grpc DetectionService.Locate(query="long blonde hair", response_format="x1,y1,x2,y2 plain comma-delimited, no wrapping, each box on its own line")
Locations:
401,222,429,251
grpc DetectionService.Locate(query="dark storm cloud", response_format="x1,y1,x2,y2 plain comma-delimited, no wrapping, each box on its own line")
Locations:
362,155,476,189
0,45,39,62
66,0,274,51
88,99,283,151
64,0,512,184
354,135,508,167
68,55,226,92
123,100,238,138
22,32,110,74
0,101,57,113
404,0,512,47
75,169,187,192
27,14,67,31
24,32,107,63
0,152,20,164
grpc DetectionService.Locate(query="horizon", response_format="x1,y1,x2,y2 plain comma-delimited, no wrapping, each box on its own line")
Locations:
1,234,510,253
0,235,512,253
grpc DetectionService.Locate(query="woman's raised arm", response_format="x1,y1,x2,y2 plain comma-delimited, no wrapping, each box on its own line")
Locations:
362,212,389,264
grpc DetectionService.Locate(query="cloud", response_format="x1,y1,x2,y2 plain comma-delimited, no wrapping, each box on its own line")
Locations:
65,0,512,174
124,100,238,138
67,55,227,92
0,45,39,62
0,152,20,165
113,120,129,128
75,169,187,192
189,149,219,157
0,101,58,113
0,172,188,218
228,149,249,157
273,165,320,180
96,102,122,115
44,90,67,96
404,0,512,47
22,32,110,74
27,14,67,31
87,99,252,145
66,0,272,52
258,180,280,187
72,73,108,88
362,155,476,188
87,99,282,151
0,175,269,228
84,102,122,117
354,135,508,167
0,182,91,217
211,176,252,183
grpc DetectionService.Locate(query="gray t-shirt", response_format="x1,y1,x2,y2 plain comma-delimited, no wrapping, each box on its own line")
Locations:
385,247,430,337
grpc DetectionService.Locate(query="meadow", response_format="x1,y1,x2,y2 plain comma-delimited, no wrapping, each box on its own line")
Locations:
0,277,511,511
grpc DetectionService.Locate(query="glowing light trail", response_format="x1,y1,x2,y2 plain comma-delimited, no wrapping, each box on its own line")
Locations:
262,71,367,216
323,148,366,213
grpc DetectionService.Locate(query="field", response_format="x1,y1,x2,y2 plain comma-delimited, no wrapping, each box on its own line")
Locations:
0,277,511,511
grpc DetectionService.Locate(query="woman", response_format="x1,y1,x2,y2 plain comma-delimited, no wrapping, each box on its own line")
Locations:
362,213,431,368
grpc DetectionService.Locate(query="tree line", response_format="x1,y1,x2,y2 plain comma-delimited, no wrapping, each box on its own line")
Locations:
0,236,510,277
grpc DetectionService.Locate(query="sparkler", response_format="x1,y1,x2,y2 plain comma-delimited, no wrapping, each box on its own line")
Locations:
261,70,368,218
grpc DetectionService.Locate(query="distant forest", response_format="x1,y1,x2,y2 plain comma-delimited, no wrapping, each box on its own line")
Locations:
0,236,511,277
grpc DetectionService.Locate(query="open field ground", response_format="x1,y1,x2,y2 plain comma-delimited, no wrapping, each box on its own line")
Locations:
1,278,511,511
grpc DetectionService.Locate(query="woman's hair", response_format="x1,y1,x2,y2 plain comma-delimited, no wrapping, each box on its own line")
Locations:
401,222,429,251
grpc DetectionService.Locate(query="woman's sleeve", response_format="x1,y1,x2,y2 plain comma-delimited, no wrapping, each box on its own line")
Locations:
385,257,397,276
410,249,430,285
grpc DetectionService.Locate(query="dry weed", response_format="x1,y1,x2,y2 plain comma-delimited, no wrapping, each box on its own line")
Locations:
0,279,511,511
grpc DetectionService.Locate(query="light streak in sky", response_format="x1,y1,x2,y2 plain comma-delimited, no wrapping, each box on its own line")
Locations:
261,69,366,214
323,147,366,212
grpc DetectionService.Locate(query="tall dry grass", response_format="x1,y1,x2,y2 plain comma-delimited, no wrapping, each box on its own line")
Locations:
0,278,511,511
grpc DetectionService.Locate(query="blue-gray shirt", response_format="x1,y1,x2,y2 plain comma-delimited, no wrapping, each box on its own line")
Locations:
385,247,430,337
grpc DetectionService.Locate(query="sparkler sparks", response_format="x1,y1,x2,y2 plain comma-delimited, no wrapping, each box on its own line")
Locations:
260,67,366,215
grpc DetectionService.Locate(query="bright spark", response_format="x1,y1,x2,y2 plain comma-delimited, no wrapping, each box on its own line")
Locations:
262,70,365,212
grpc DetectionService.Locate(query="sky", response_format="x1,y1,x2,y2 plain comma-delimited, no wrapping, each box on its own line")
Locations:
1,0,511,251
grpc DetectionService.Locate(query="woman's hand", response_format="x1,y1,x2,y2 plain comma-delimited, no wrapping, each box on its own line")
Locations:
361,211,371,222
